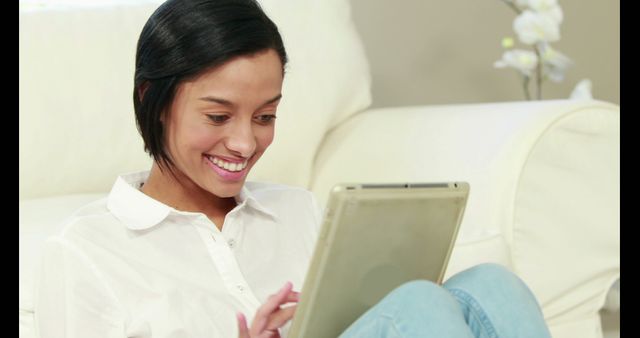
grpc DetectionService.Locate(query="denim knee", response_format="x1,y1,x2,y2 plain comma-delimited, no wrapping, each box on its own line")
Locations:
442,264,551,338
340,280,476,338
459,262,513,278
389,280,446,300
380,280,459,315
444,263,523,291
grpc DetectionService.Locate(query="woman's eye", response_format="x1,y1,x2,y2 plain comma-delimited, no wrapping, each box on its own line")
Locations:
207,115,229,124
256,114,277,124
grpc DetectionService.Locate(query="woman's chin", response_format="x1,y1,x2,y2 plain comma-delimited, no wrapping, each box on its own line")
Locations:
209,181,245,198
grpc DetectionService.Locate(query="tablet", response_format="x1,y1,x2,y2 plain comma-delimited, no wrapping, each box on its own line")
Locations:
287,182,470,338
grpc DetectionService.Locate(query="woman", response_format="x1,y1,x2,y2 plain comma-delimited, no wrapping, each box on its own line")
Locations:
34,0,552,337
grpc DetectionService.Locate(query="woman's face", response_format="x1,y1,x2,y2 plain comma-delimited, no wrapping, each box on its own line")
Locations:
164,49,283,198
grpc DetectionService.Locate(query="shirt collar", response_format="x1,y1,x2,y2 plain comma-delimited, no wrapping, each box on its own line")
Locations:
235,185,279,221
107,171,172,230
107,171,278,231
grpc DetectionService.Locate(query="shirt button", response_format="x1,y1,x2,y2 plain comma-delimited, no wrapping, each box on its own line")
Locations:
228,239,236,248
237,285,244,292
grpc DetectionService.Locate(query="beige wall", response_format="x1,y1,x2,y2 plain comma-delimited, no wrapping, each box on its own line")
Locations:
349,0,619,108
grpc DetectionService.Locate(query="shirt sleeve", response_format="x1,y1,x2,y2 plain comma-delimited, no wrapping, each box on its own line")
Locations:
34,237,126,338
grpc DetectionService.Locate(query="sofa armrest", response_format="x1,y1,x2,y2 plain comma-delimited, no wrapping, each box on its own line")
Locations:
310,99,619,335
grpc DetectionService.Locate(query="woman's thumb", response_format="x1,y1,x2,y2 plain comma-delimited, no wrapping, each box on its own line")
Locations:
237,312,250,338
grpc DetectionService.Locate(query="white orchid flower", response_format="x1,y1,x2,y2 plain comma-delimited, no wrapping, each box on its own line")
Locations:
545,5,563,24
494,49,539,76
528,0,558,10
511,0,563,24
540,44,571,67
529,0,563,24
513,10,560,45
496,0,584,100
540,44,572,82
544,67,566,82
570,79,593,100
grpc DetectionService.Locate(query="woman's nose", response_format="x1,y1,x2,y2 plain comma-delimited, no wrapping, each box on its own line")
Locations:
225,121,256,158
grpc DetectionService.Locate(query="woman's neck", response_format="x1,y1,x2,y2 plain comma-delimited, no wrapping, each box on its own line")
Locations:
140,163,237,230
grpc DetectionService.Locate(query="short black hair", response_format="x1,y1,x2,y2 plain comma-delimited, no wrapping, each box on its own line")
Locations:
133,0,287,174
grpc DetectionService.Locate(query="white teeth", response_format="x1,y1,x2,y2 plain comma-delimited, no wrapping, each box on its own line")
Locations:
208,155,248,172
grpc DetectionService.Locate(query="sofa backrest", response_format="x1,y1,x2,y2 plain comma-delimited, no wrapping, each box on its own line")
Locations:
19,0,372,199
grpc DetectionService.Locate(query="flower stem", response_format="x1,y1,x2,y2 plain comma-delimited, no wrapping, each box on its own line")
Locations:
523,75,531,101
500,0,522,14
533,45,543,100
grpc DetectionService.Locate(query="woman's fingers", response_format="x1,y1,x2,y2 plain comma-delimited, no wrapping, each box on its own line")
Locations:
237,312,250,338
250,282,303,335
284,291,300,303
264,305,297,331
265,290,299,304
252,282,294,331
263,282,293,313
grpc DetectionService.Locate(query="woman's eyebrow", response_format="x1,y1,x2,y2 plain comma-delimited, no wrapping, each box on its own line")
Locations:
262,93,283,106
198,94,282,107
199,96,233,106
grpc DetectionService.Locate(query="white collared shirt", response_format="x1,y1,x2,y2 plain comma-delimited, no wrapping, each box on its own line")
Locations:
33,171,322,338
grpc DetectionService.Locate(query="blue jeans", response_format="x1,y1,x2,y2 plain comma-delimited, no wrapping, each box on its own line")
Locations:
339,263,552,338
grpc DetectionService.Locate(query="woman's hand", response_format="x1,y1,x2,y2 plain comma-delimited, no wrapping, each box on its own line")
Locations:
237,281,299,338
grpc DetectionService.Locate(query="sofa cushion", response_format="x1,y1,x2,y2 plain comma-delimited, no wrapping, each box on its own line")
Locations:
19,193,106,314
19,3,157,199
248,0,373,187
19,0,371,199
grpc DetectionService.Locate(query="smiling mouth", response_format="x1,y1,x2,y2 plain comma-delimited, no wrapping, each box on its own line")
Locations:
204,155,249,172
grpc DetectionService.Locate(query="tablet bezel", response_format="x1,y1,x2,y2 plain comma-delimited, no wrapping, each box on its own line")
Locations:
288,182,469,338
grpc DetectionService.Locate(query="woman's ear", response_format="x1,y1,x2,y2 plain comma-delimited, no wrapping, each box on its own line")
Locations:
137,81,150,101
160,110,167,124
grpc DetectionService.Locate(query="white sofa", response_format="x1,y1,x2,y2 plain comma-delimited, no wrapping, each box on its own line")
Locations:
19,0,620,337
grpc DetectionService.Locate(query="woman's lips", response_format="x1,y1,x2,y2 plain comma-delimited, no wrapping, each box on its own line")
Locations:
204,155,248,181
